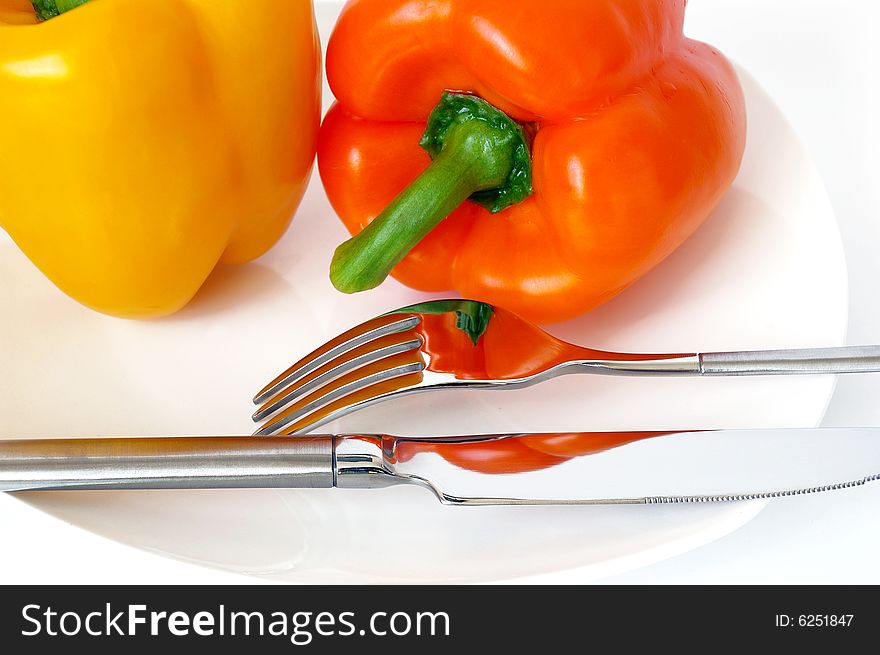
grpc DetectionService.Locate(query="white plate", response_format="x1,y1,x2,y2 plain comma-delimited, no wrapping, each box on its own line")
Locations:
0,2,846,583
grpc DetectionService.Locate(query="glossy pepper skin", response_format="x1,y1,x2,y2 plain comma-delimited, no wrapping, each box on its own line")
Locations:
319,0,746,324
0,0,320,317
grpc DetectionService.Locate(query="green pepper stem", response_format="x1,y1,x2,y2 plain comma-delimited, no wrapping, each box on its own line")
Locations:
330,95,531,294
31,0,90,21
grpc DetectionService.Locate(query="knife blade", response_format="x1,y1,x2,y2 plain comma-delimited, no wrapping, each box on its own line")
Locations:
0,428,877,505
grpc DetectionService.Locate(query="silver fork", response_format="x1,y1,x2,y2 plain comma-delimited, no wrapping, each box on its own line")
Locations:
253,299,880,436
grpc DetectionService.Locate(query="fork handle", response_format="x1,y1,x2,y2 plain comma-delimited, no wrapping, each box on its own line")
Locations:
574,345,880,376
698,345,880,376
0,437,335,492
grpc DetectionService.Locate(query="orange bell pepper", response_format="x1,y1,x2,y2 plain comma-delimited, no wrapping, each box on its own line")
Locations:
0,0,320,317
319,0,747,323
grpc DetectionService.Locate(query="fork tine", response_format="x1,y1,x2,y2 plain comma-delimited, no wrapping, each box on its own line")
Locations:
253,314,421,405
252,332,423,422
254,351,426,436
267,372,426,436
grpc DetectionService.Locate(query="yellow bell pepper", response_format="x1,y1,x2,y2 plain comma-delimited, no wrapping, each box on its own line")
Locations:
0,0,320,317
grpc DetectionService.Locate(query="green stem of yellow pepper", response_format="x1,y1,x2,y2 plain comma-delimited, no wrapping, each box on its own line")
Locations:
31,0,90,21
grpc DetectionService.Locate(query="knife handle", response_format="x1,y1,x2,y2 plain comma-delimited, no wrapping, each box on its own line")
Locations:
699,345,880,375
0,437,335,492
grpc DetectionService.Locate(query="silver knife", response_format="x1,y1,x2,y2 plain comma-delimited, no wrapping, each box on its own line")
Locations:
0,428,877,505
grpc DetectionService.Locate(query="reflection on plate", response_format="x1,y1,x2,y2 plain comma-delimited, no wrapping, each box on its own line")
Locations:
0,2,846,582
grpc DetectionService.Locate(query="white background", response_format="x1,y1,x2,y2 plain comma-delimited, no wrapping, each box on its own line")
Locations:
1,0,879,584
